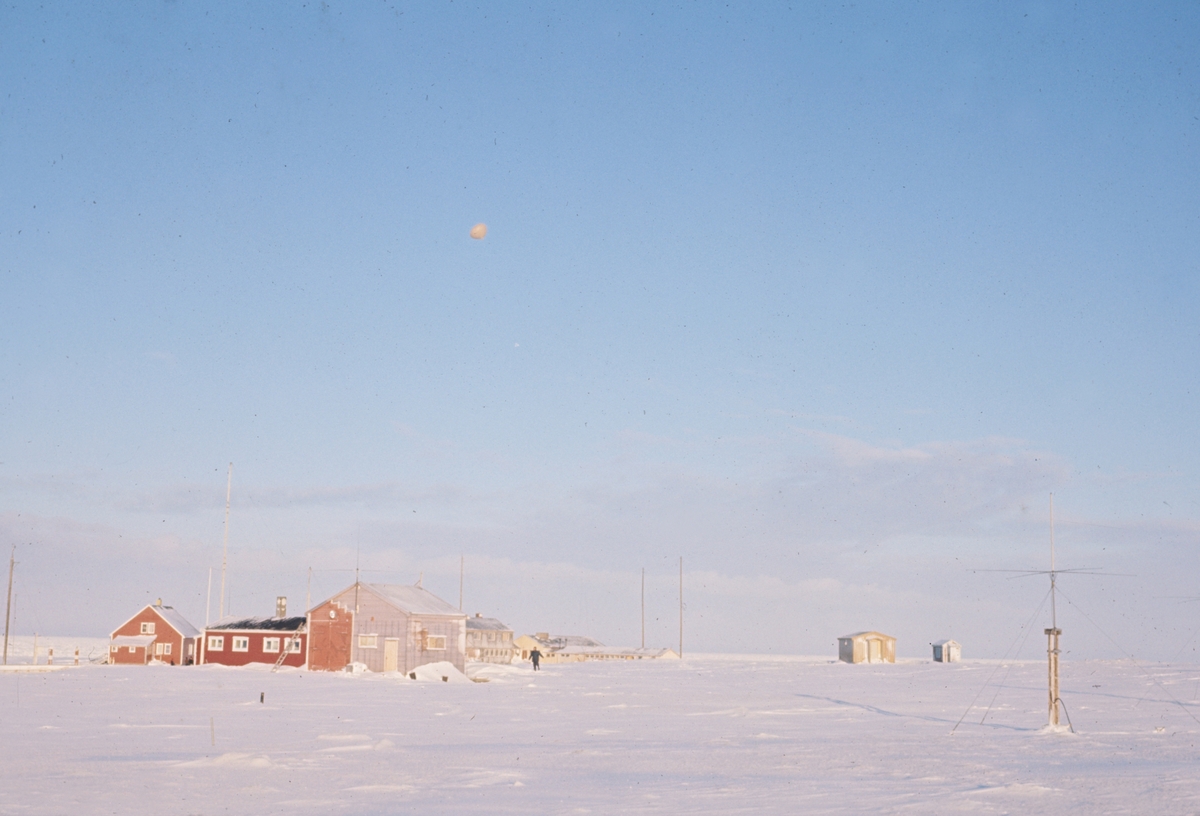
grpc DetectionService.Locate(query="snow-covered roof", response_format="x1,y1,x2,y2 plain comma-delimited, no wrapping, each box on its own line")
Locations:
362,583,464,617
151,605,201,638
207,615,307,632
839,631,895,640
466,615,511,631
553,646,679,659
931,639,960,647
546,634,604,649
110,604,201,639
111,635,156,647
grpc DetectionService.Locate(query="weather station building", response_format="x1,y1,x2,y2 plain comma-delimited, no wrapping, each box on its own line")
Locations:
307,582,467,674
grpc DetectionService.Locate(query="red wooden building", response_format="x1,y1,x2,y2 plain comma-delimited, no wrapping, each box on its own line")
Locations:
109,600,201,665
200,616,307,668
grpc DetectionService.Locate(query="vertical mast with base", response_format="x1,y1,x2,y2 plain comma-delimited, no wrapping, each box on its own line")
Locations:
1045,495,1063,727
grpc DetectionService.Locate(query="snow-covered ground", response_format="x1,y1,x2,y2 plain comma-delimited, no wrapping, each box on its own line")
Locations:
2,652,1198,814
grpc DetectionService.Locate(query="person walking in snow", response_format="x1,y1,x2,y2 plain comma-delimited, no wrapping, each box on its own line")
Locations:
530,647,542,670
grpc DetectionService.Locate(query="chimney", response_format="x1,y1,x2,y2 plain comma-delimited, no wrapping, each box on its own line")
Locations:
475,612,482,618
276,596,287,618
156,598,162,607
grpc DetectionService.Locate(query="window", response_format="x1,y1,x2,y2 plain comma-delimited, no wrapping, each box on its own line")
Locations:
359,634,378,649
425,635,446,651
263,638,280,653
128,646,137,653
208,636,225,651
287,638,302,653
232,637,249,652
155,643,164,655
110,645,118,653
163,643,172,655
140,622,156,635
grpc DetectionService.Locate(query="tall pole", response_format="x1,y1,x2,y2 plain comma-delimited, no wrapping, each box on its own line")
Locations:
205,567,213,627
459,555,464,611
219,463,233,620
306,567,312,615
678,557,683,658
3,545,15,666
1045,494,1061,727
641,567,645,649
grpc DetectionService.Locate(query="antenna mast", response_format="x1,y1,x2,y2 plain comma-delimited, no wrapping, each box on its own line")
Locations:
219,463,233,620
1044,494,1063,727
459,555,464,611
678,557,684,658
3,545,15,666
641,567,645,650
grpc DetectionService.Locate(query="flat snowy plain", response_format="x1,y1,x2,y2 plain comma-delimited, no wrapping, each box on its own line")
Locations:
2,645,1198,814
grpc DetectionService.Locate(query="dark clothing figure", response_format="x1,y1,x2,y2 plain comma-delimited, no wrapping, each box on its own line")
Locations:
530,648,541,670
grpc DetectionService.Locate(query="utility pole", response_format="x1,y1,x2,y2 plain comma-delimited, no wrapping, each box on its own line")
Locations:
678,557,683,658
219,463,233,620
3,545,15,666
205,567,213,627
641,567,645,650
459,555,464,611
306,567,312,616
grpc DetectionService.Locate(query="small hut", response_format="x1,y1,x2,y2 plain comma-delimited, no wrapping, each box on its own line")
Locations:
931,639,961,663
837,631,896,664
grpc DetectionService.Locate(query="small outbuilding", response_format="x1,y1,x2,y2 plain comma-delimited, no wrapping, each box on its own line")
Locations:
109,600,201,665
838,631,896,664
932,639,961,663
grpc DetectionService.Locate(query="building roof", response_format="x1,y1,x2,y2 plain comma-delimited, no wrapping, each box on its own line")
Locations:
932,639,960,647
554,646,680,659
517,633,605,651
207,615,307,632
109,604,201,639
361,583,465,617
839,631,895,640
111,635,156,647
466,615,511,631
152,605,202,638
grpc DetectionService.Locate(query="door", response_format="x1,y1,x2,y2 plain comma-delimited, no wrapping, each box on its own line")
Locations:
868,638,882,663
384,638,400,673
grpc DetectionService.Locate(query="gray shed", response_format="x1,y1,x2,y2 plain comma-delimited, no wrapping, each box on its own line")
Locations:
931,639,961,663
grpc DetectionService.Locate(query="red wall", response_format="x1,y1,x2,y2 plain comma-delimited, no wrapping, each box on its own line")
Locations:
201,629,307,667
111,606,193,665
307,600,352,671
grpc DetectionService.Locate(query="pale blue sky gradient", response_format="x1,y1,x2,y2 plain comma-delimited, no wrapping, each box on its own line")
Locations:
2,2,1198,658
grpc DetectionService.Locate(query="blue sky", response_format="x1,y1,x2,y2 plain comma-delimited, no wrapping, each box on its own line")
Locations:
2,2,1198,659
